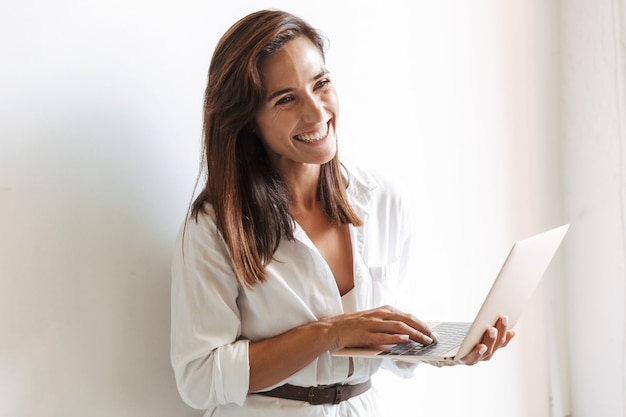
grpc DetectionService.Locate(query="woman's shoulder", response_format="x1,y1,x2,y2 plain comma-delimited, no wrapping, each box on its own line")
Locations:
184,202,216,226
175,203,220,244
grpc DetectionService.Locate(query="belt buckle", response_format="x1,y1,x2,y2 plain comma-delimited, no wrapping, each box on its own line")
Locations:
308,384,343,405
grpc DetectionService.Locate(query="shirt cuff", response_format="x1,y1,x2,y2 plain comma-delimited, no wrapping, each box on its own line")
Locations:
215,339,250,406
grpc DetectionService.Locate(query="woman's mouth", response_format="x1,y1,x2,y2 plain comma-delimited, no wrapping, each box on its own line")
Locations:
293,123,329,143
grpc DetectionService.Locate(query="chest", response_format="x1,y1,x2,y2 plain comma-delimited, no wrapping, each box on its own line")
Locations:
294,208,354,296
236,219,405,340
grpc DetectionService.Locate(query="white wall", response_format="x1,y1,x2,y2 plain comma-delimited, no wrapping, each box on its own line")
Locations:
561,0,626,416
0,1,577,416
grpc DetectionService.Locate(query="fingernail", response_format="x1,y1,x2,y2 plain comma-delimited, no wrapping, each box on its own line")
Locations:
479,346,488,355
431,332,440,342
399,334,410,341
489,328,497,338
502,315,509,326
423,336,434,345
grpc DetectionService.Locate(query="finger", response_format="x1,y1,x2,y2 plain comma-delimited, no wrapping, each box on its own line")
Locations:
342,329,412,348
459,343,489,366
406,315,439,341
488,315,512,353
329,312,414,348
496,315,509,346
370,307,439,345
341,314,427,347
373,318,437,346
501,330,515,347
376,307,432,331
480,327,515,361
398,315,439,344
483,326,498,357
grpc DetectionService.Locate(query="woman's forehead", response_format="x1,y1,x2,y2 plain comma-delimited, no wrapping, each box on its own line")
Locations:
260,37,326,93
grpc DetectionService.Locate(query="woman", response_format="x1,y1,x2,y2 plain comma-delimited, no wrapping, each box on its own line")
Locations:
170,9,514,416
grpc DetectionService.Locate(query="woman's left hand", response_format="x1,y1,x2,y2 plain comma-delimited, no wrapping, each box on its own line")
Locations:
428,315,515,367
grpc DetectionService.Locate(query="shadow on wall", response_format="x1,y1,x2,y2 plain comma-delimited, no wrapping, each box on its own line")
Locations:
0,83,199,416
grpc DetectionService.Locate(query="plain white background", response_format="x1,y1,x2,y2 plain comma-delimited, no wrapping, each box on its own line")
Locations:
1,0,623,416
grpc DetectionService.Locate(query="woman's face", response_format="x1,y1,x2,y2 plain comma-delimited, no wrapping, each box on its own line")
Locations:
255,36,339,176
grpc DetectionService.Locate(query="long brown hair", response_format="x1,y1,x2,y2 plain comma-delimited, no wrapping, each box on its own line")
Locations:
190,9,362,287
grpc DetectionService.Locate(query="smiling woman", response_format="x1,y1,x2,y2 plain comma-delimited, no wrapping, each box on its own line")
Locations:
169,8,513,417
0,0,576,416
255,36,339,173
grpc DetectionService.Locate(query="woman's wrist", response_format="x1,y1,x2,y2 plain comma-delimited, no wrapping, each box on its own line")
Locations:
316,315,342,351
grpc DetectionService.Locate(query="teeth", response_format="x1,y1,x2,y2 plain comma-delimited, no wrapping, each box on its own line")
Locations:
294,124,328,142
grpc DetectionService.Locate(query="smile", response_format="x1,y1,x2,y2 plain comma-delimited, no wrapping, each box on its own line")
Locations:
293,123,329,143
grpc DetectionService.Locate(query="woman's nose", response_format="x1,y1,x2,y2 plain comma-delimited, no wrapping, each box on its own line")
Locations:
301,94,325,123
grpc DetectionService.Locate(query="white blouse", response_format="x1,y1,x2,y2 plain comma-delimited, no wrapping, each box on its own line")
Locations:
170,165,417,417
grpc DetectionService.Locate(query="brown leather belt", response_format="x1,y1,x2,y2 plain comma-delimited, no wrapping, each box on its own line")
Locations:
255,380,372,405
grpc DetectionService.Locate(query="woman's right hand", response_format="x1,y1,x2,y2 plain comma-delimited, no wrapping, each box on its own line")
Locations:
322,305,439,350
248,305,435,392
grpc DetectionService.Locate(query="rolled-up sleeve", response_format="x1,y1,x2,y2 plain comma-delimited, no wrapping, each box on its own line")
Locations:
170,212,249,410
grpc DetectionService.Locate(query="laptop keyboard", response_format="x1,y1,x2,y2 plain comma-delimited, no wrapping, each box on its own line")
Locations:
378,322,471,357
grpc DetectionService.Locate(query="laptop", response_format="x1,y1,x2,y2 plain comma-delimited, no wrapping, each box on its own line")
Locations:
332,224,570,363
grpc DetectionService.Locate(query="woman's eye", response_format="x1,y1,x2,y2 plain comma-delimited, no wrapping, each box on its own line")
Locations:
316,79,330,89
276,96,294,106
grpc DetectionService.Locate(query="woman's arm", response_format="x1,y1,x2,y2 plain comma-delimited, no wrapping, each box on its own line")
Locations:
248,305,438,392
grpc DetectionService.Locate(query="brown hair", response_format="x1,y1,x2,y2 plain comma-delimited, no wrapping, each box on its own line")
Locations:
190,9,362,287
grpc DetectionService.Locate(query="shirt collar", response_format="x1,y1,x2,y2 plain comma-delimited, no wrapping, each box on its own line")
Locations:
342,163,378,219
